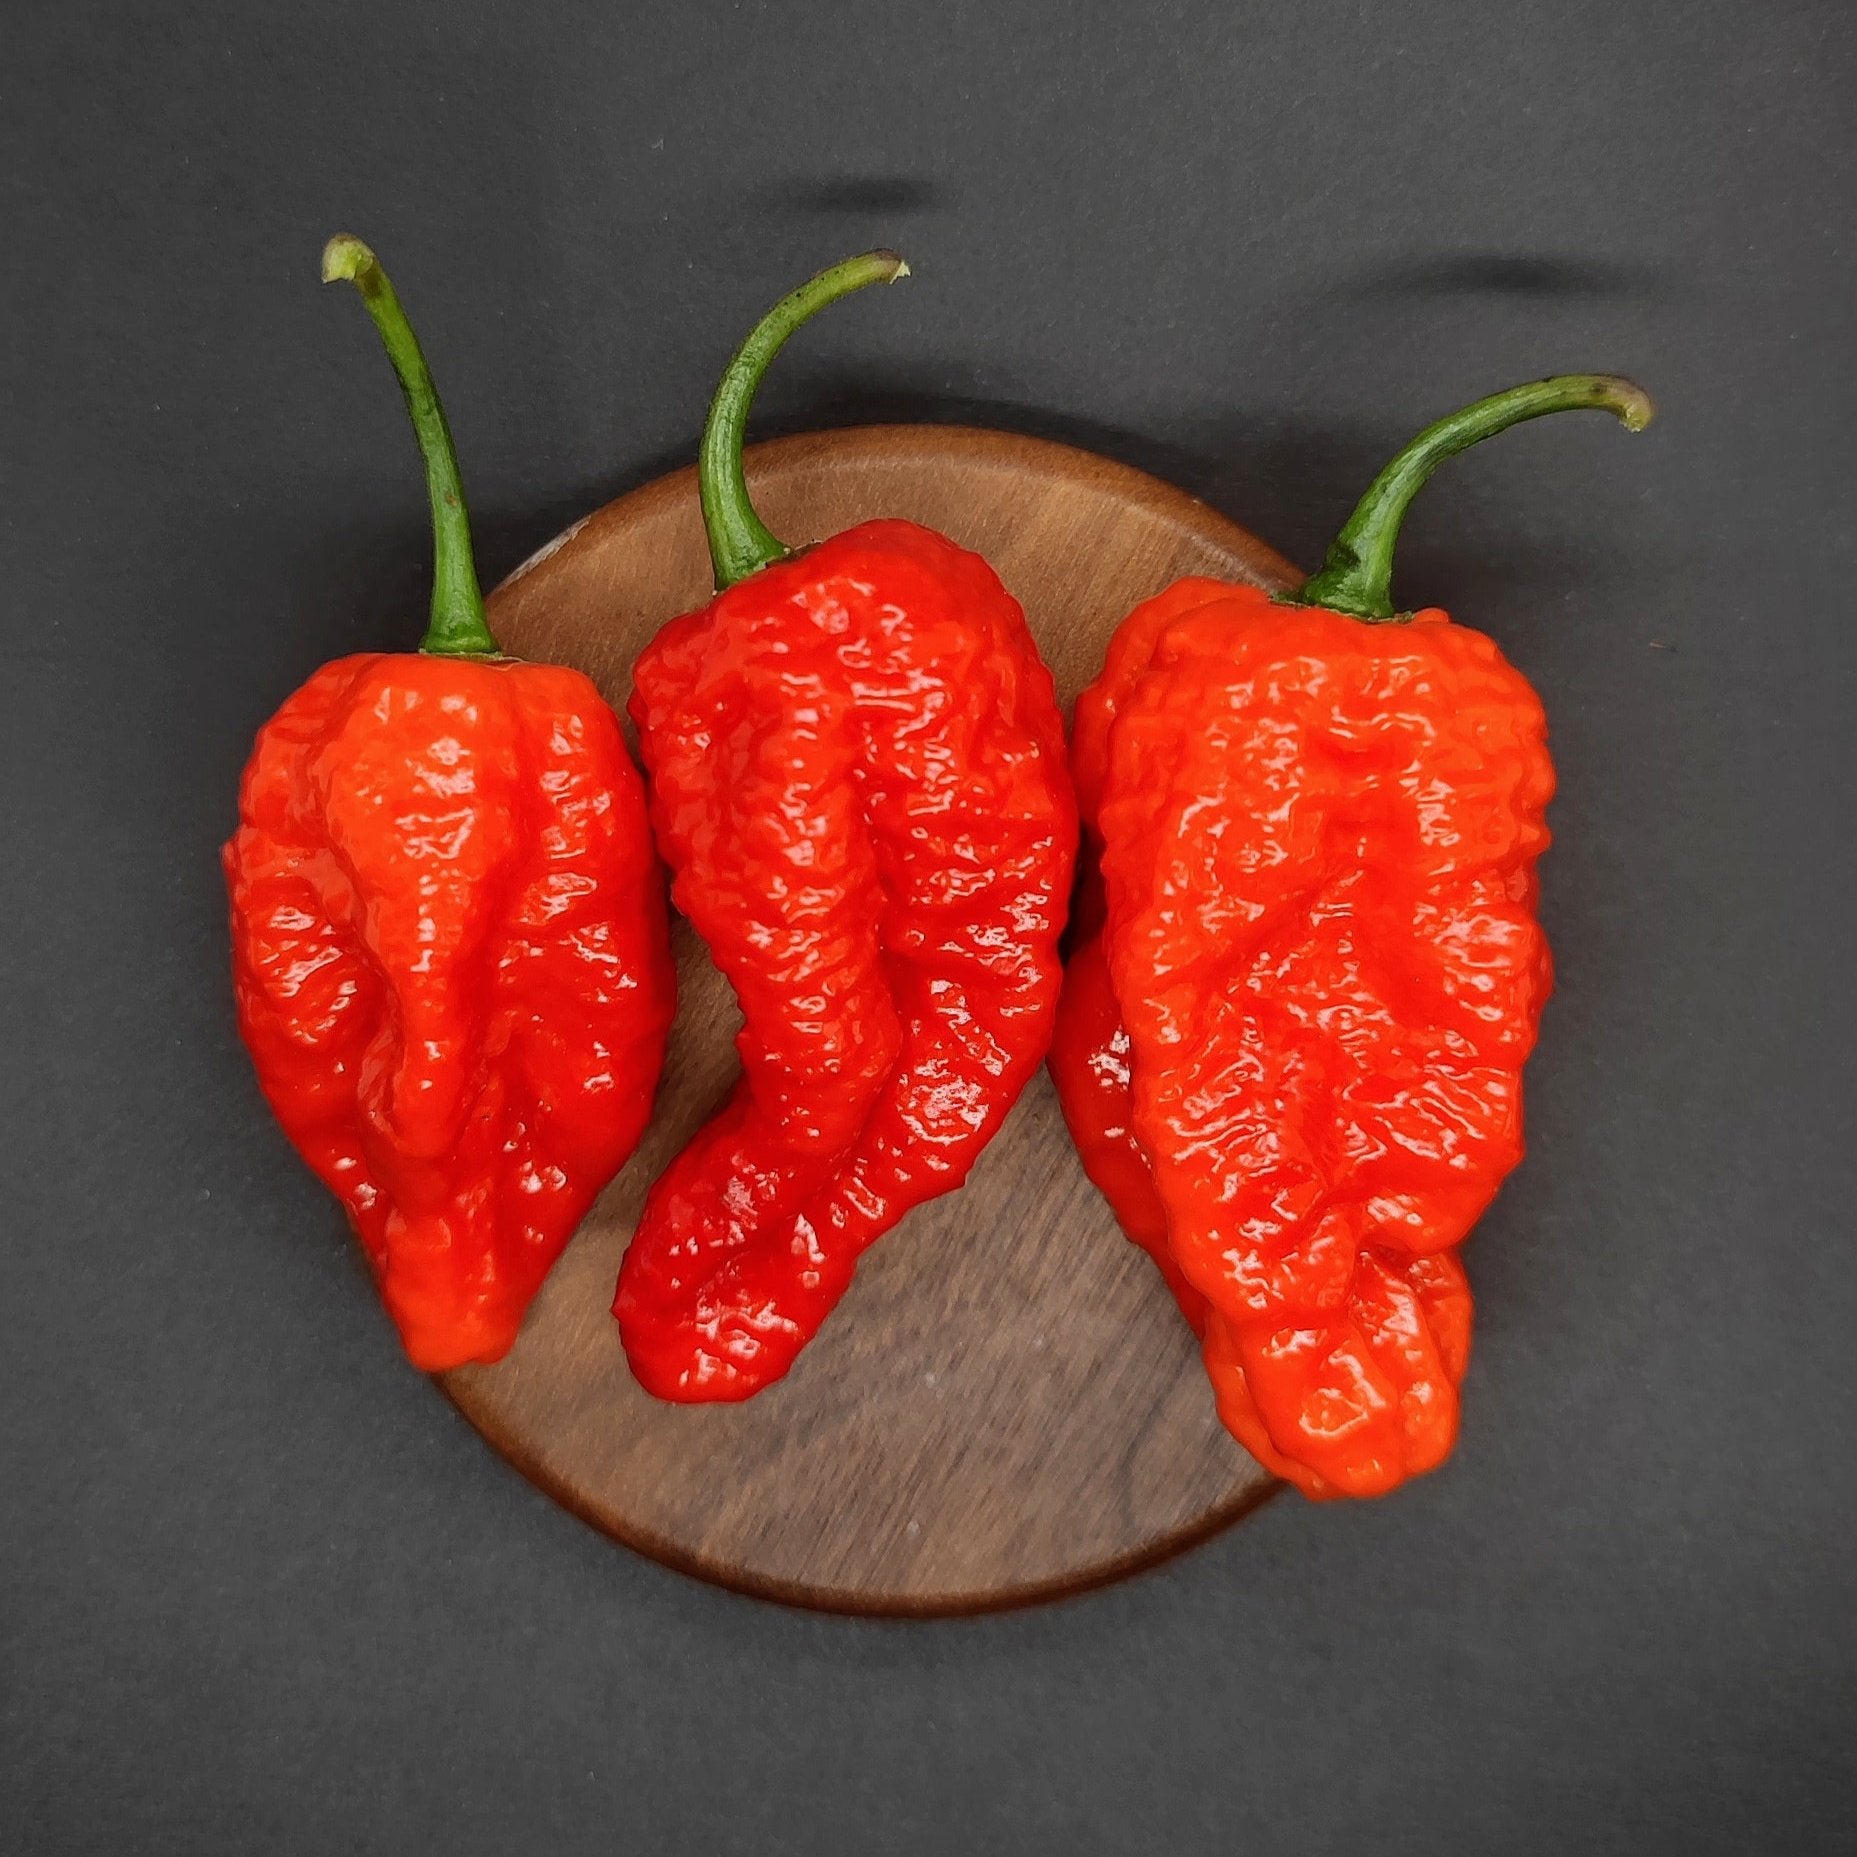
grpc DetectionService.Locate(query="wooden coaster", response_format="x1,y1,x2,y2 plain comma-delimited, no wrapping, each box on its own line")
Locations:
443,426,1301,1614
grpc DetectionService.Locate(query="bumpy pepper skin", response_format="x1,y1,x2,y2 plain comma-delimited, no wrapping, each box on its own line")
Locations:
1051,911,1472,1493
226,236,675,1371
1052,376,1651,1498
1049,871,1207,1334
618,519,1075,1398
227,653,674,1370
1060,580,1549,1496
610,253,1075,1401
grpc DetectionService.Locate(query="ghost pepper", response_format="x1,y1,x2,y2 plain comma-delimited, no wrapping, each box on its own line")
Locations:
615,253,1077,1400
224,236,675,1371
1051,376,1653,1496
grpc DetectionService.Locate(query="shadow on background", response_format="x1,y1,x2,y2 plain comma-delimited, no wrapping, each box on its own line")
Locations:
738,174,952,215
1344,252,1671,300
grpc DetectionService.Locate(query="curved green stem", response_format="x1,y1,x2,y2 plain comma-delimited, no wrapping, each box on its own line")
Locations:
321,235,498,657
698,250,911,590
1294,374,1655,621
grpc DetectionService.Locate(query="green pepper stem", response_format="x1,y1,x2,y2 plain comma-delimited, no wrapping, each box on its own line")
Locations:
1294,374,1655,621
698,250,911,590
321,235,498,658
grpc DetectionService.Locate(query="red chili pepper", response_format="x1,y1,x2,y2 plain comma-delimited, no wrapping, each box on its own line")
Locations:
615,255,1078,1400
1051,377,1653,1496
224,238,675,1371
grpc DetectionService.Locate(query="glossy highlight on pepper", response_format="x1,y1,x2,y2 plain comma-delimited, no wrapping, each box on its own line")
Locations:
1051,376,1652,1497
223,236,675,1371
615,253,1078,1401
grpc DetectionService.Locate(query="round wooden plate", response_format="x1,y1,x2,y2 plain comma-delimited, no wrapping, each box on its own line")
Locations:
443,426,1301,1614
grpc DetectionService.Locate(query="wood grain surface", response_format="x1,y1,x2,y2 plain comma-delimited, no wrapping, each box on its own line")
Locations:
443,425,1303,1614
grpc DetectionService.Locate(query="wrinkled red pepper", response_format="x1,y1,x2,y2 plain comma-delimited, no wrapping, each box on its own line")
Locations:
616,254,1077,1400
1052,376,1653,1496
225,237,675,1370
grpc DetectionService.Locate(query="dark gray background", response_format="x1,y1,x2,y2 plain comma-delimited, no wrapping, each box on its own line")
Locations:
4,1,1852,1850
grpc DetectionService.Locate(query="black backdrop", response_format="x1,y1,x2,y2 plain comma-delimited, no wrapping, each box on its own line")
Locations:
5,3,1853,1851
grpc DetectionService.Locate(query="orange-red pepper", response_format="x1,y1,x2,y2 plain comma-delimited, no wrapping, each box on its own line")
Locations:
1052,377,1653,1497
615,256,1076,1400
224,239,674,1370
